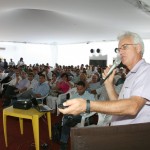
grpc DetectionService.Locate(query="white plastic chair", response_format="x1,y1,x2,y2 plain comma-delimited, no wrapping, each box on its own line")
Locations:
68,87,77,97
56,92,70,116
76,112,97,127
56,88,77,116
36,93,49,104
77,113,112,127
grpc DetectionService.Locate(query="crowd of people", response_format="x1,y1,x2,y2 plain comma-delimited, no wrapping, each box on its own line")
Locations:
0,53,126,150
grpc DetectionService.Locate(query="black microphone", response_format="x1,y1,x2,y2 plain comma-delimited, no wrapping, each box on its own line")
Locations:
100,56,121,85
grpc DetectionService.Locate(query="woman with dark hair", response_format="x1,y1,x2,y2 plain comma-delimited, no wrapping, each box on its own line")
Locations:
46,73,72,111
56,73,71,93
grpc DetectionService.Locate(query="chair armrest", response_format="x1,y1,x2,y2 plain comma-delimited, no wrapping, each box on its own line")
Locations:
79,112,96,127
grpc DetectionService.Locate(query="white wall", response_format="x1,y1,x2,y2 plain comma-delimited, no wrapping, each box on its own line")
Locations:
57,41,118,66
57,39,150,66
0,39,150,67
0,42,58,67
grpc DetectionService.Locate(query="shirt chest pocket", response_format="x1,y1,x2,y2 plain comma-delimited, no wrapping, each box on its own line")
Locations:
122,87,132,99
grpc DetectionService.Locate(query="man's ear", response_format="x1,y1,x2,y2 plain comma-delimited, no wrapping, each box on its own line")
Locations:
136,44,142,54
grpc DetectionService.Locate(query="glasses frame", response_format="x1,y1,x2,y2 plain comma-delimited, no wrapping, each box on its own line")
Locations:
115,44,138,53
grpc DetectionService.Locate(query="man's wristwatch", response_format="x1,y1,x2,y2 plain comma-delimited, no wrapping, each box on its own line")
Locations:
86,100,90,113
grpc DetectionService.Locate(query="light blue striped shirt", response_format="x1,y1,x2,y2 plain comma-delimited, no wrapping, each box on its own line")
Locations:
32,81,50,96
71,90,95,101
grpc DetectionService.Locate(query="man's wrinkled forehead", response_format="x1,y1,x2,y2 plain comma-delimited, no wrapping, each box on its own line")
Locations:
118,36,133,47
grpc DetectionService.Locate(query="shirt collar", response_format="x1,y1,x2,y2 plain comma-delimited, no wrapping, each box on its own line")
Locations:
126,59,145,78
39,81,46,85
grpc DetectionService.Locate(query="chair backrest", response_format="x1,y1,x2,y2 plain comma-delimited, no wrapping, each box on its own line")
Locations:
97,113,112,126
57,92,70,106
68,87,77,98
77,112,96,127
36,93,49,104
77,113,112,128
57,87,77,105
56,92,71,116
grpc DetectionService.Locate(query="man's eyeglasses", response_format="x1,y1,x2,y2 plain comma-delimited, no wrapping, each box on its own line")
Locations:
115,44,138,53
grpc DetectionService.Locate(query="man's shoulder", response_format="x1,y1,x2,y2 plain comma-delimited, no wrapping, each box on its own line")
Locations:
84,91,95,98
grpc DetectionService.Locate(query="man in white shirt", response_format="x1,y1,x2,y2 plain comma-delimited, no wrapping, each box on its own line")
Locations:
17,72,38,99
17,57,24,67
60,81,95,150
9,58,15,66
59,31,150,126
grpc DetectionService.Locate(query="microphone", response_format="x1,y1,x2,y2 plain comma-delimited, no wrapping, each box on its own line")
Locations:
100,56,121,85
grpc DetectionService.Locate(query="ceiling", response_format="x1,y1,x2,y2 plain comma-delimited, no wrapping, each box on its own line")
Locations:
0,0,150,45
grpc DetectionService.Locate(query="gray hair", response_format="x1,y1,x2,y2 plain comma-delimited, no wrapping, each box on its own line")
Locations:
117,31,144,56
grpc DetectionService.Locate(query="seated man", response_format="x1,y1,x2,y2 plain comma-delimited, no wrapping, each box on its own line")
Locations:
87,73,101,93
2,71,29,107
60,81,95,150
17,72,38,98
17,74,50,102
27,72,39,90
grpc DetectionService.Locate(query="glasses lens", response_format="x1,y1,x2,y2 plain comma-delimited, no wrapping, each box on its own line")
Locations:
122,44,128,50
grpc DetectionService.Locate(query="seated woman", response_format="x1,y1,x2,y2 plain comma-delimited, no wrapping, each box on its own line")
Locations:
46,73,72,111
51,73,71,95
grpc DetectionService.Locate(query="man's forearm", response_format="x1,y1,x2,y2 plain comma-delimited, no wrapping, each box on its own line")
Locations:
105,83,118,100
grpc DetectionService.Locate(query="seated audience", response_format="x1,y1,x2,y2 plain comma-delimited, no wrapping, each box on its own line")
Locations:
17,74,49,101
